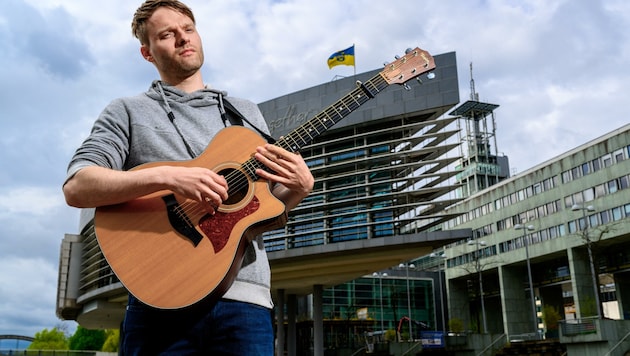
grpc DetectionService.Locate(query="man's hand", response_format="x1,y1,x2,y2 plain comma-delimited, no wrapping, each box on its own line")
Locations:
254,144,314,211
162,166,229,213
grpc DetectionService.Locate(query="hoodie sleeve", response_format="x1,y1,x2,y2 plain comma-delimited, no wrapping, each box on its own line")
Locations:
65,98,131,182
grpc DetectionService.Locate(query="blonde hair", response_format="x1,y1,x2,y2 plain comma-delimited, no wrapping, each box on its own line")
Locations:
131,0,196,45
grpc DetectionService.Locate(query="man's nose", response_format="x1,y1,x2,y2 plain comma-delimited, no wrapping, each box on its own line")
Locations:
177,32,189,46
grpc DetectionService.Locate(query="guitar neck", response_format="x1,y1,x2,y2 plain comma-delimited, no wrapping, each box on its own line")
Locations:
277,73,389,153
240,73,389,181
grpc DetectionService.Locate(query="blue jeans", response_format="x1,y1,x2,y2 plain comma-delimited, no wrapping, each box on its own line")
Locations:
121,295,274,355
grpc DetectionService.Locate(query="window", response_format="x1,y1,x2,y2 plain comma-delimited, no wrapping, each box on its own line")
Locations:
571,166,581,180
583,187,595,202
564,195,574,209
526,186,534,198
581,162,590,176
540,229,548,242
562,170,572,184
603,154,613,167
614,149,625,163
608,179,619,194
558,224,566,237
620,175,629,190
591,158,601,172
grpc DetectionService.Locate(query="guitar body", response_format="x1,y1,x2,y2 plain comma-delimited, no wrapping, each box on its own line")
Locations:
95,126,286,309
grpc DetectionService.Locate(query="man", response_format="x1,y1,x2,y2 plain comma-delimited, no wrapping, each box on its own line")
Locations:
63,0,314,354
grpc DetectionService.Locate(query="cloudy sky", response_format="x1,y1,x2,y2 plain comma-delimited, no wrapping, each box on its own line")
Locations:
0,0,628,338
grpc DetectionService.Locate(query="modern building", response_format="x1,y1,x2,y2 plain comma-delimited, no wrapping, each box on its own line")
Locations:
441,123,630,342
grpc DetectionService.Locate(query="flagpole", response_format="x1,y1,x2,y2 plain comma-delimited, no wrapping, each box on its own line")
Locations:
353,43,356,77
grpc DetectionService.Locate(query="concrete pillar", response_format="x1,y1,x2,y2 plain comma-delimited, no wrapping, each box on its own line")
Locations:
447,277,471,331
499,264,530,336
275,289,285,356
287,294,297,356
313,285,324,356
568,247,597,318
614,271,630,319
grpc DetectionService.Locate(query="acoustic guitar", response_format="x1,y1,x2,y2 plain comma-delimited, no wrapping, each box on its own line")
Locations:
95,47,436,309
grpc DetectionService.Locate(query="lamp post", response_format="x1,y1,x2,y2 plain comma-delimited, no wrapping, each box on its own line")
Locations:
430,251,447,332
372,272,388,334
467,239,488,333
399,263,415,340
515,223,538,337
571,204,601,319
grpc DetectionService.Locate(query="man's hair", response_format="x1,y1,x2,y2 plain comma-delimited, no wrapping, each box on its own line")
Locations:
132,0,196,45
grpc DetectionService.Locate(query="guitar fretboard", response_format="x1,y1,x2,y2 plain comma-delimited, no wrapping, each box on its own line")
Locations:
239,73,390,183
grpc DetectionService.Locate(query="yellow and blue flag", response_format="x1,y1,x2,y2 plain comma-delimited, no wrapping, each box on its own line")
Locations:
327,45,355,69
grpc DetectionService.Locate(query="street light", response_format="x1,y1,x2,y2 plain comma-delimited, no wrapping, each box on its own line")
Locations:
399,262,415,340
467,239,488,333
372,272,388,334
515,223,538,337
571,204,601,319
430,251,447,332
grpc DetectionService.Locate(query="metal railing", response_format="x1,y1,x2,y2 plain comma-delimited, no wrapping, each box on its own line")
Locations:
604,327,630,356
477,333,507,356
559,317,598,336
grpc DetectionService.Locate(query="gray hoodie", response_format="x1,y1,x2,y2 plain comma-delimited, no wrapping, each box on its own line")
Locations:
66,81,274,309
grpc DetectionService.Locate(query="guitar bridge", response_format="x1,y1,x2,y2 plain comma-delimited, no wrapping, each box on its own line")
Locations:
162,194,203,246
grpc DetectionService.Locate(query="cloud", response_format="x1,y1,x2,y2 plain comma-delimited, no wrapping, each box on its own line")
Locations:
0,256,75,335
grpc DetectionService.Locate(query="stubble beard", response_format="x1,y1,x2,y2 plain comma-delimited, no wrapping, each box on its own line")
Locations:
163,48,205,82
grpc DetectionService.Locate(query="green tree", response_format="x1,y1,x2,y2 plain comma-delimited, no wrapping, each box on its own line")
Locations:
28,327,69,350
101,329,120,352
68,326,106,350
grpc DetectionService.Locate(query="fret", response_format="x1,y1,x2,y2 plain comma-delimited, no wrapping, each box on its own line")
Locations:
242,159,258,180
303,120,321,138
285,134,301,152
291,131,307,151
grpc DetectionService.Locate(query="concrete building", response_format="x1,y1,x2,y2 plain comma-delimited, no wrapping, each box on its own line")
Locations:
442,123,630,346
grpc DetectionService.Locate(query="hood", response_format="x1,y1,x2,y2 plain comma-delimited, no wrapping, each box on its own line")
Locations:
146,80,227,109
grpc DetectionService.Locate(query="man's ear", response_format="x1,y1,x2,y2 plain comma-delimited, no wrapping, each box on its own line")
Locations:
140,45,153,62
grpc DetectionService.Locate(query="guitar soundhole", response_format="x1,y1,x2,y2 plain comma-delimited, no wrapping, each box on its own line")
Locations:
218,167,250,206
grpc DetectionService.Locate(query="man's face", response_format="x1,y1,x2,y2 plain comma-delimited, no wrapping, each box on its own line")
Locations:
141,7,204,82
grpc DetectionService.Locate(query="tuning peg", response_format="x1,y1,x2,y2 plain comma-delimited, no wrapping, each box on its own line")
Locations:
403,83,411,91
405,48,413,54
427,72,436,80
416,77,423,85
383,62,389,67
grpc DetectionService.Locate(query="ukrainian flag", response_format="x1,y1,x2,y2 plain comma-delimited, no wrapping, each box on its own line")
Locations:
327,45,355,69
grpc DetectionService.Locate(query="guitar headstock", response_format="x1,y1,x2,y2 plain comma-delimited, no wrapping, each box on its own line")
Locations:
380,47,436,85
